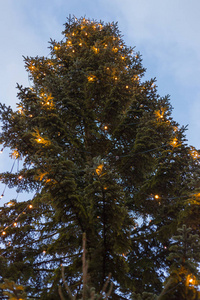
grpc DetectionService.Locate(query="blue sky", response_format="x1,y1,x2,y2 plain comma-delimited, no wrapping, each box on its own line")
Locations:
0,0,200,203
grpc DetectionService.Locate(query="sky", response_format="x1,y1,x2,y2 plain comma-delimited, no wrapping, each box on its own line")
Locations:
0,0,200,204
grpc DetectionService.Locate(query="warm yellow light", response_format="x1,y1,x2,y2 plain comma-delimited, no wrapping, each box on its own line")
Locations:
11,149,20,159
114,77,118,81
112,47,118,53
126,85,129,89
67,40,72,46
72,32,75,36
2,231,6,235
92,46,99,54
0,194,4,199
29,65,35,71
104,44,107,48
96,164,103,176
87,75,96,82
79,42,82,46
37,138,42,143
170,137,178,147
155,109,165,120
154,195,159,199
13,222,17,227
121,55,125,60
28,204,33,209
43,250,46,254
104,125,108,130
54,46,59,50
18,175,23,180
104,187,108,190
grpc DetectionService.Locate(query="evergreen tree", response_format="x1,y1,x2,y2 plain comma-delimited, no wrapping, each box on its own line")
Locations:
0,16,198,299
158,225,200,300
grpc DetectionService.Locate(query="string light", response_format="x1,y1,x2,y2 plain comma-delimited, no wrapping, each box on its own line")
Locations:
96,164,103,176
93,47,99,54
189,278,194,284
87,75,96,82
154,195,159,200
13,222,17,227
54,45,60,50
18,175,23,180
29,204,33,209
112,47,118,53
104,125,108,130
170,137,178,147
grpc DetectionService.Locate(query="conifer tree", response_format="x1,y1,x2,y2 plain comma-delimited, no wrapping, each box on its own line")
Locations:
0,16,198,299
158,225,200,300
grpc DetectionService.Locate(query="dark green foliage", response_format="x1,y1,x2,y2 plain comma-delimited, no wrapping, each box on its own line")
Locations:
0,16,199,299
0,278,27,300
158,225,200,300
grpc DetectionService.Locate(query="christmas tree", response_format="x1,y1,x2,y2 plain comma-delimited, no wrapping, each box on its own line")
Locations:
0,16,199,299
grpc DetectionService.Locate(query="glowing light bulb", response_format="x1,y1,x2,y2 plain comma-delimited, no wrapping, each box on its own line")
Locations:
104,125,108,130
154,195,159,200
29,204,33,209
87,75,96,82
43,250,46,254
2,231,6,235
0,148,3,154
114,77,118,81
13,222,17,227
126,85,129,89
79,42,82,46
18,175,23,180
72,49,75,53
0,194,4,199
96,164,103,176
